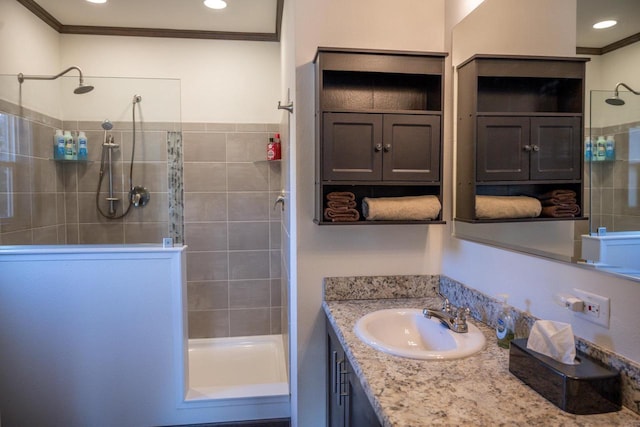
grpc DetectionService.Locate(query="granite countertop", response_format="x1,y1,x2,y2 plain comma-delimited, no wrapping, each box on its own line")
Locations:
323,297,640,427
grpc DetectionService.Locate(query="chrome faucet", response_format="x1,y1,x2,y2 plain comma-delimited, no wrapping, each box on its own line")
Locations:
423,287,470,333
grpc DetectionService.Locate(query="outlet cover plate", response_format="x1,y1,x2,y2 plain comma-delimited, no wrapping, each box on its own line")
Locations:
573,288,610,328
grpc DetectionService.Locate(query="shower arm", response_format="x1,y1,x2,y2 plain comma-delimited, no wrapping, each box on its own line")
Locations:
18,66,87,85
613,82,640,97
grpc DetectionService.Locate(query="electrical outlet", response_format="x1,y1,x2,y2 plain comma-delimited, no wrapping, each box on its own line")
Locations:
573,288,610,328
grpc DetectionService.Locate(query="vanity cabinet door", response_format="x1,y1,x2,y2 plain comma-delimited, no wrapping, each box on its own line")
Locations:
327,320,382,427
328,324,347,427
345,357,382,427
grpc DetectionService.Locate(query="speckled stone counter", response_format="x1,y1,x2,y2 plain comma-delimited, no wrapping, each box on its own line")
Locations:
323,292,640,426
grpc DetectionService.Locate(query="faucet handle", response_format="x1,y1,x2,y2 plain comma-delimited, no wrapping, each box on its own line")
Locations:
453,306,470,333
432,287,451,313
456,306,470,322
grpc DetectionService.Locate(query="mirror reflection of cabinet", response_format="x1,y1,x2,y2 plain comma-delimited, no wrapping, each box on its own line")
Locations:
456,54,589,223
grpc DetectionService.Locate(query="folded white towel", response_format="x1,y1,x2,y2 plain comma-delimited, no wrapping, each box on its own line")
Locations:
362,195,441,221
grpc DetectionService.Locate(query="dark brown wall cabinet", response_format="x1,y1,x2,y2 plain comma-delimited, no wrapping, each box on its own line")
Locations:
327,320,382,427
456,55,589,222
314,47,447,224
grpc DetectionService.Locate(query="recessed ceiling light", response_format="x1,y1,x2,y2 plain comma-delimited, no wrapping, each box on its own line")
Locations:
86,0,107,4
204,0,227,9
593,20,617,30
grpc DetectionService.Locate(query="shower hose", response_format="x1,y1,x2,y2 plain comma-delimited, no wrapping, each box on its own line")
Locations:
95,97,140,219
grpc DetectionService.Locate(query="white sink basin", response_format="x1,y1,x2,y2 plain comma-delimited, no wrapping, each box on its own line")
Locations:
354,308,486,360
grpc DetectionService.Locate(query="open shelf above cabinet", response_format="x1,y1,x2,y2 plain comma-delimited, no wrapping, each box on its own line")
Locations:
314,47,447,225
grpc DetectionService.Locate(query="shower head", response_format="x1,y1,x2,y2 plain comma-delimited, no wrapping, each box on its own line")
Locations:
605,95,625,106
18,66,94,95
74,82,94,94
102,119,113,131
605,82,640,106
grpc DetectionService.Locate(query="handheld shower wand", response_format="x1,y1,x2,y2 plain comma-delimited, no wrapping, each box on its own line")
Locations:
17,66,94,94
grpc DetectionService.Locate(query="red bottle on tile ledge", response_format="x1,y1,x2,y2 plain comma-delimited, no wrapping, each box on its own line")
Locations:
267,133,281,160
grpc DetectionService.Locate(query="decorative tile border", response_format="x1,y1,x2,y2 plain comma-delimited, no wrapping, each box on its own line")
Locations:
324,274,640,415
167,131,183,244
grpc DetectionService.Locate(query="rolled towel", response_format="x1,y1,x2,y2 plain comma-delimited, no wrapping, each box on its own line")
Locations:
324,207,360,222
362,195,441,221
475,195,542,219
541,204,581,218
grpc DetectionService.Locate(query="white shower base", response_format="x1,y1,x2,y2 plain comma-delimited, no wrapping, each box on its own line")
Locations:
186,334,289,401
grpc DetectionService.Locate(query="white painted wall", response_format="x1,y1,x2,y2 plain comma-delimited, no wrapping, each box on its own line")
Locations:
59,35,280,123
0,0,62,117
293,1,447,425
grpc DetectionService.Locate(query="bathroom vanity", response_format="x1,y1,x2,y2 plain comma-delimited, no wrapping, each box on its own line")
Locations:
323,277,640,426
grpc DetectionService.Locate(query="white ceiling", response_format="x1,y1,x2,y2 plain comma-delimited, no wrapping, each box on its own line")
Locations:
31,0,278,34
20,0,640,49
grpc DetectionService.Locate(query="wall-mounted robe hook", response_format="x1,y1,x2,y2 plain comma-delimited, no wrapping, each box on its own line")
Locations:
277,101,294,113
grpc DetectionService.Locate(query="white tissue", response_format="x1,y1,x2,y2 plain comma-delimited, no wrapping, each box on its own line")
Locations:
526,320,577,365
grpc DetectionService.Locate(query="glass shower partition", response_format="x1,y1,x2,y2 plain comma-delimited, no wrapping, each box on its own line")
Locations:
0,74,182,246
583,89,640,277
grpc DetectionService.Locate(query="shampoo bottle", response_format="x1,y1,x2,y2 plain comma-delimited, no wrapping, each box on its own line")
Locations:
77,131,88,160
605,135,615,161
596,136,606,161
584,137,592,162
496,294,515,349
64,131,75,160
54,129,65,160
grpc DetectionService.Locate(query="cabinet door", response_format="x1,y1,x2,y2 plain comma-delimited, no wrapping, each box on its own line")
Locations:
477,116,530,181
323,113,383,181
382,114,441,182
345,358,382,427
530,116,581,180
328,327,346,427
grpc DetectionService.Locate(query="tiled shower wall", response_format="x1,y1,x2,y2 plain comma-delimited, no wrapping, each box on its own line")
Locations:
182,123,282,338
0,101,172,245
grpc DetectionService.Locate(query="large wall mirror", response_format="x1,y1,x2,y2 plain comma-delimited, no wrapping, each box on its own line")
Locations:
452,0,640,281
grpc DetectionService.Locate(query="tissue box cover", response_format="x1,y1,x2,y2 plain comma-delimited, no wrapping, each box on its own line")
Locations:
509,338,621,414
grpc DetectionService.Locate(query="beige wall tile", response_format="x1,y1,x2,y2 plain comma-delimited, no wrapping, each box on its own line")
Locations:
183,132,226,162
229,279,271,308
188,281,229,310
229,308,270,336
188,310,229,339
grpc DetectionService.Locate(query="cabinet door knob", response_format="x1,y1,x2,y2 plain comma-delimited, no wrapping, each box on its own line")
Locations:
523,145,532,152
532,144,540,152
375,144,383,152
384,144,392,152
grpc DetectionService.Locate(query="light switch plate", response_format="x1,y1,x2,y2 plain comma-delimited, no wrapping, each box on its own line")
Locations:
573,288,610,328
